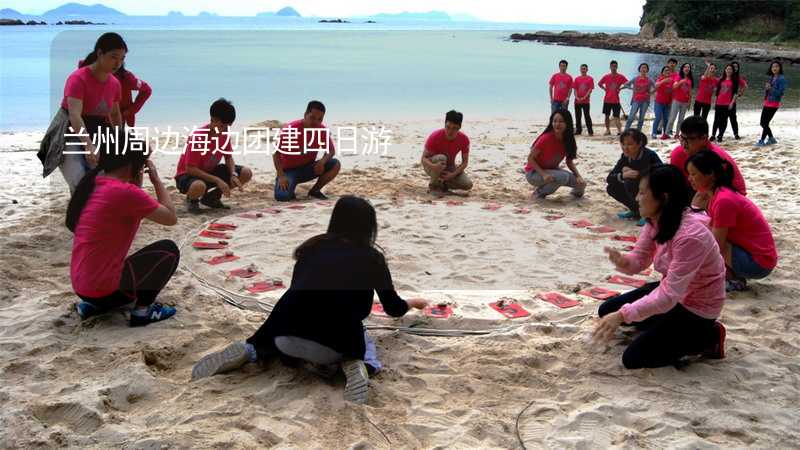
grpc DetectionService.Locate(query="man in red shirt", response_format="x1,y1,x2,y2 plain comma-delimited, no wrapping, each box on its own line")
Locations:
174,98,253,213
573,63,595,136
549,60,573,114
421,110,472,192
273,100,340,201
598,60,628,136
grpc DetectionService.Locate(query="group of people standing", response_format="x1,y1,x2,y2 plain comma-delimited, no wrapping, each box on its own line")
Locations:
37,32,781,405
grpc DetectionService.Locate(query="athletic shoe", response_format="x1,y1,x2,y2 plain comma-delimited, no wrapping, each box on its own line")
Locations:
129,302,176,327
660,134,669,140
651,134,658,140
725,279,747,292
75,301,98,320
755,139,766,147
704,321,726,359
308,190,328,200
186,198,201,214
617,210,636,219
767,137,778,145
734,135,741,140
636,218,646,227
709,136,716,142
191,341,250,380
342,359,369,404
201,190,230,209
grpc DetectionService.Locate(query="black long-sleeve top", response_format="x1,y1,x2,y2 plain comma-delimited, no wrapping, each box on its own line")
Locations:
606,146,663,184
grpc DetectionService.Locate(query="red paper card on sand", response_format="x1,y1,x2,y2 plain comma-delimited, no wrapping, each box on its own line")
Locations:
489,300,530,318
514,207,531,214
578,286,620,300
287,204,306,210
607,275,647,288
482,203,502,211
315,201,334,207
371,303,387,316
538,292,581,309
570,219,593,228
200,230,232,239
206,254,240,265
590,226,616,233
229,268,261,279
424,304,453,319
238,212,263,219
209,223,237,231
246,281,283,294
261,207,281,214
193,241,228,250
446,200,464,206
544,215,564,221
612,234,637,243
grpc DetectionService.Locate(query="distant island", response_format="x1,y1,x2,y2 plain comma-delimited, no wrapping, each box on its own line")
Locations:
257,7,301,18
42,2,125,18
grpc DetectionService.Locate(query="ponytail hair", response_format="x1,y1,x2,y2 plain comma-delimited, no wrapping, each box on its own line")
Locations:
685,150,736,193
79,32,128,68
65,127,148,232
644,164,691,244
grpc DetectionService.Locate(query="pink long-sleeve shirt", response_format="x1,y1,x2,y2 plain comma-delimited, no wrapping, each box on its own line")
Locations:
619,210,726,323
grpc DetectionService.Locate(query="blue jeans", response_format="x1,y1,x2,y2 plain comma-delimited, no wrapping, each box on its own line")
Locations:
551,100,566,114
731,244,773,280
652,102,671,137
625,100,649,131
274,158,339,201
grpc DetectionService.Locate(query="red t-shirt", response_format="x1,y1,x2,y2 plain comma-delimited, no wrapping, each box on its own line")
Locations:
669,143,746,195
549,73,573,102
573,75,594,104
525,131,567,172
117,71,152,127
71,177,160,297
631,76,654,102
655,75,674,105
673,77,693,103
695,76,718,104
671,72,681,82
598,73,628,104
424,129,470,168
60,66,121,118
174,124,233,178
276,119,337,170
716,79,735,106
708,187,777,269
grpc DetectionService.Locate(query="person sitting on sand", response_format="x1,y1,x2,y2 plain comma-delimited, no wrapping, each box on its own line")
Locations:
598,60,628,136
421,110,473,193
669,116,746,210
68,129,180,327
273,100,341,201
191,196,428,404
594,164,727,369
686,150,777,292
606,129,662,226
174,98,253,213
524,110,586,200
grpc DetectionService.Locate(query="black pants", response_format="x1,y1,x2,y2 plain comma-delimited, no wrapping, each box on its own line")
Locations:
760,106,779,141
79,240,180,312
712,105,730,139
606,176,639,215
574,103,593,135
598,282,717,369
693,101,711,120
727,102,739,137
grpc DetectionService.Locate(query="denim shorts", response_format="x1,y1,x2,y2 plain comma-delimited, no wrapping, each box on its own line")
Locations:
731,244,773,280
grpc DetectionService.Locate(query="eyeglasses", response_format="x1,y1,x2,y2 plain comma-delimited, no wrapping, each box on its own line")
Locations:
678,134,704,144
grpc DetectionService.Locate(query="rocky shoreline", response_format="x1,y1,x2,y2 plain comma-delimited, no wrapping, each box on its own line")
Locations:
510,31,800,64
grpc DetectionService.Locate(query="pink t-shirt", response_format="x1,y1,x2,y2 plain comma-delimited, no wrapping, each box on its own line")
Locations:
573,75,594,104
424,129,470,168
673,77,693,103
716,79,735,106
598,73,628,104
524,131,567,172
174,124,233,178
71,177,160,297
619,211,726,323
695,76,718,104
631,76,654,102
708,187,778,270
655,75,674,105
117,71,152,127
549,73,574,102
276,119,337,170
60,66,122,118
671,72,681,82
669,143,746,196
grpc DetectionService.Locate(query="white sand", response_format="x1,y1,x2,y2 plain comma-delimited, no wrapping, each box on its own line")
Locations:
1,110,799,448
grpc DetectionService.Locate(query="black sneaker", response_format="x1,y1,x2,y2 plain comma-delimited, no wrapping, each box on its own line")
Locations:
186,198,201,214
200,190,230,209
308,190,328,200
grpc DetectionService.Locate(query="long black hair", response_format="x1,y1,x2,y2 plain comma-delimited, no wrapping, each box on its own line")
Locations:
716,63,739,97
619,128,648,147
294,196,380,260
535,109,578,160
66,128,148,232
643,164,691,244
679,62,694,87
686,150,736,193
767,60,784,76
78,32,128,68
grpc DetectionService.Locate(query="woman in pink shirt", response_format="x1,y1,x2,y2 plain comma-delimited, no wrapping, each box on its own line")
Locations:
710,64,739,142
114,65,152,127
593,165,726,369
652,66,674,140
524,110,586,200
68,129,180,327
686,150,777,292
693,62,718,120
621,63,656,132
666,63,693,139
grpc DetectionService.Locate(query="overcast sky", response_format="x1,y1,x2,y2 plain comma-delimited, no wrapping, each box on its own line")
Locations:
6,0,646,27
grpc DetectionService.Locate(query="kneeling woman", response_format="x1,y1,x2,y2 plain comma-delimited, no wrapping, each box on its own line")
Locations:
192,196,428,404
686,150,778,291
593,165,726,369
68,130,179,326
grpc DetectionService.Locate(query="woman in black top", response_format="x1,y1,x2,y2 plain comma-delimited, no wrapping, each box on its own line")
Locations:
192,196,427,404
607,129,663,225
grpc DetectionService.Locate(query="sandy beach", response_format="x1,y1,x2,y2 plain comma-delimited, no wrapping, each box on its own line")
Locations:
1,109,799,448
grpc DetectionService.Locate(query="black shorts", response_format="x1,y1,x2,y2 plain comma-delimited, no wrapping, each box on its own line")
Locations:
603,103,621,117
175,164,243,194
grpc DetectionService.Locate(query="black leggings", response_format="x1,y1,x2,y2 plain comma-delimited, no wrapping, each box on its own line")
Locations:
606,177,640,215
760,106,779,141
726,102,739,137
79,240,180,312
712,105,730,139
693,101,711,120
598,282,718,369
574,103,593,134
